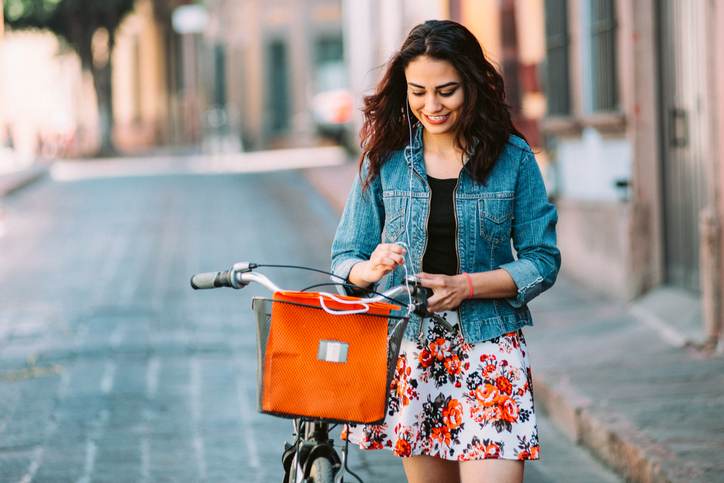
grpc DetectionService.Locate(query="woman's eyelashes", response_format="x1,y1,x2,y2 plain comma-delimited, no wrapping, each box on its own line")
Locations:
410,88,458,97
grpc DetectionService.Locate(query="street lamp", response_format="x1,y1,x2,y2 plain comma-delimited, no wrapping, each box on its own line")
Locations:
171,4,208,145
171,4,208,35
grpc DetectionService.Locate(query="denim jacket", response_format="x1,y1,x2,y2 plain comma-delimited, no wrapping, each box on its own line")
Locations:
331,126,561,343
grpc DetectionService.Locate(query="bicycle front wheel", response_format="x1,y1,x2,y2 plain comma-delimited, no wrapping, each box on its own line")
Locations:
309,456,335,483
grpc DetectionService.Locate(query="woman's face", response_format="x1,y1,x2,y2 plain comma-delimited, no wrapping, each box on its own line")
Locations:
404,55,465,137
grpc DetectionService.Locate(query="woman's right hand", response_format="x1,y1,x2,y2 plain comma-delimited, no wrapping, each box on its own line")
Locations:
350,243,407,286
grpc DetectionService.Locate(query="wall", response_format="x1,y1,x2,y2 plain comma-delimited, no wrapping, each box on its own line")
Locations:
712,0,724,340
0,31,98,161
113,0,169,152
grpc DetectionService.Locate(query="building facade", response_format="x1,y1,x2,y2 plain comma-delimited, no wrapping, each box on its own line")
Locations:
0,0,182,158
113,0,175,152
534,0,723,345
340,0,723,346
200,0,347,151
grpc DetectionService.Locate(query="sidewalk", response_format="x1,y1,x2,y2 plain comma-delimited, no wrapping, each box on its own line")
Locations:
304,164,724,483
0,163,48,197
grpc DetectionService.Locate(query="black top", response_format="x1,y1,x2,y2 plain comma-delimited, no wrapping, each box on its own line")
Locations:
422,175,458,276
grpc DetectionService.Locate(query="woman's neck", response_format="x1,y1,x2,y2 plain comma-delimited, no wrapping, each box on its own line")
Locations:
422,129,467,178
422,129,465,162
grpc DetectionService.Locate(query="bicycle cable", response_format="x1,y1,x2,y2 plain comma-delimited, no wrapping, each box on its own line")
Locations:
300,282,354,292
251,263,413,307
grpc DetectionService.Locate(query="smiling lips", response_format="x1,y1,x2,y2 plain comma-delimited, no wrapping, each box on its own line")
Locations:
423,113,451,125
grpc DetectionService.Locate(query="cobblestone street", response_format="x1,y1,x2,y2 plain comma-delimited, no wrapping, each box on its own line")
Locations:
0,163,621,482
0,168,407,482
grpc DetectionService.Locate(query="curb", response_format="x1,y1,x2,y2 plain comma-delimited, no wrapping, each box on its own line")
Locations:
0,164,48,198
533,374,700,483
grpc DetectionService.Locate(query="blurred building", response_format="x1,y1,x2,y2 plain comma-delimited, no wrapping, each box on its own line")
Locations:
341,0,724,343
0,0,185,158
0,30,96,161
201,0,347,150
342,0,448,143
451,0,547,150
112,0,175,152
532,0,724,343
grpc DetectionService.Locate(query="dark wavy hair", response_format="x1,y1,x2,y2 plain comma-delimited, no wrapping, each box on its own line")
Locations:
359,20,525,188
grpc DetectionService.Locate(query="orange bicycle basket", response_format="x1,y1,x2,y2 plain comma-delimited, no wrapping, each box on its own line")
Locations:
251,291,404,424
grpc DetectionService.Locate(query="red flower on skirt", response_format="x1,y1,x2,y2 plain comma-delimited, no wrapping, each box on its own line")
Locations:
496,376,513,395
443,398,464,430
394,438,412,457
499,396,520,423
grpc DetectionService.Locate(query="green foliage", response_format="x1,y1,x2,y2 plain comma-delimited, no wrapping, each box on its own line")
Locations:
3,0,136,68
4,0,62,25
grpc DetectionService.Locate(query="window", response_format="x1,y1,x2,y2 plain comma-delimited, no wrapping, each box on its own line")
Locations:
314,35,345,92
590,0,617,111
544,0,571,116
213,44,227,108
315,35,344,66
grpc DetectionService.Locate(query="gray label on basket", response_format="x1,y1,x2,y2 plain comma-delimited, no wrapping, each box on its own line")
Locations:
317,340,348,363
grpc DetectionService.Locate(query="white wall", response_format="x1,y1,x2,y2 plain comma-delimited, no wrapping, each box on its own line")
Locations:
557,128,631,201
0,31,95,164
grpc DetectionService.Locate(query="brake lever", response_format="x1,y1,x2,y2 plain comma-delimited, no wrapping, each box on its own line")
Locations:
405,279,457,333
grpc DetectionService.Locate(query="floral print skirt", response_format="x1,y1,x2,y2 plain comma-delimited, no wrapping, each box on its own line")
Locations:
342,319,540,461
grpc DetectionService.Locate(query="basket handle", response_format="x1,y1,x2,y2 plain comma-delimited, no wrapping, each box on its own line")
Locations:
318,292,371,315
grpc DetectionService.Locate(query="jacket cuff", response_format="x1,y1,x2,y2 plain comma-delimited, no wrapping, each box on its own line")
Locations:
331,258,367,296
498,259,545,308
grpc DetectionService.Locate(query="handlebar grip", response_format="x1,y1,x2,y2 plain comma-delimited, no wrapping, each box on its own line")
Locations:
190,271,233,290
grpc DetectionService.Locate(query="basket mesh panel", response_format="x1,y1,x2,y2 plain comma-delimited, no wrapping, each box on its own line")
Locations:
260,293,394,423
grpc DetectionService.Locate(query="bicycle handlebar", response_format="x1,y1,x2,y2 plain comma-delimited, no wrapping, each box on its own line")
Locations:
190,261,427,312
190,270,235,289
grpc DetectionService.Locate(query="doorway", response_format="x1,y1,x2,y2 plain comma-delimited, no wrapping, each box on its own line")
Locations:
657,0,713,293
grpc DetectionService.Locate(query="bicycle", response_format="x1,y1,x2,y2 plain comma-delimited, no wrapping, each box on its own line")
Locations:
190,261,432,483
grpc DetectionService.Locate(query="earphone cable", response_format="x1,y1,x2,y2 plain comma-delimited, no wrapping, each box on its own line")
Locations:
402,97,418,314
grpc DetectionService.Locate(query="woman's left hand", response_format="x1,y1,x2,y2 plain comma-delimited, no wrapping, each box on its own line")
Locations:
416,272,468,313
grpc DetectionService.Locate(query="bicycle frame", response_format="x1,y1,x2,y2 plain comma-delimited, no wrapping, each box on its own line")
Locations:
282,419,341,483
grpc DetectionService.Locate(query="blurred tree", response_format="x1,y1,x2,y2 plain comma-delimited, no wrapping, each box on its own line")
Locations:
3,0,136,155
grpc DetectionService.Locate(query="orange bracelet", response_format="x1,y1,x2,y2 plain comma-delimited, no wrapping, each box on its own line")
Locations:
462,272,474,299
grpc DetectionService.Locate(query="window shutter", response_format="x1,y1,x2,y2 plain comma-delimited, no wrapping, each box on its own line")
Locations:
590,0,618,111
544,0,571,116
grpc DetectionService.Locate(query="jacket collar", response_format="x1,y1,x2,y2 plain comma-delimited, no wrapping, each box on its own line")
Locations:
406,122,427,178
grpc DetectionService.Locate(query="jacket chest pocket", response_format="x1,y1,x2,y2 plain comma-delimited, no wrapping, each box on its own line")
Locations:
382,194,408,242
478,196,514,244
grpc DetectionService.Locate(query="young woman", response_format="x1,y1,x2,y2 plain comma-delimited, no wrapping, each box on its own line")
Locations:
331,20,560,483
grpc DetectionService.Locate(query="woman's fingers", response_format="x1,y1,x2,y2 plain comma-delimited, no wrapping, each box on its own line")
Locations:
416,273,446,288
389,243,406,255
377,257,399,268
426,292,441,311
417,273,467,312
427,291,458,312
372,244,406,267
427,293,453,312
